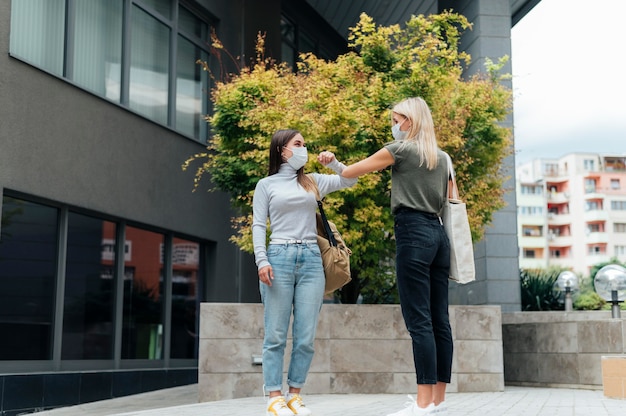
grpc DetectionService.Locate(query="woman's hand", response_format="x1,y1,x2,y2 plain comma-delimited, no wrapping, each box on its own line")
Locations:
258,265,274,286
317,151,336,166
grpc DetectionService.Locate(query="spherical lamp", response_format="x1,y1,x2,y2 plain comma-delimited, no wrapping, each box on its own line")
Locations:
553,271,579,312
594,264,626,318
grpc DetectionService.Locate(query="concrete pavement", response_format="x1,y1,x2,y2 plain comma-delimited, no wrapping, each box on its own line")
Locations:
32,384,626,416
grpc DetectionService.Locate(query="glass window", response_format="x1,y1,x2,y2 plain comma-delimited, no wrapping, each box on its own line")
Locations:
518,206,543,216
588,245,603,255
62,213,117,360
544,163,558,175
129,5,170,125
0,196,58,360
300,31,316,54
72,0,123,101
522,226,542,237
176,35,208,139
611,179,621,190
611,201,626,210
178,5,205,38
170,238,200,359
521,185,542,195
140,0,172,19
281,17,297,68
9,0,65,76
587,223,601,233
122,226,164,359
281,16,295,44
281,41,297,69
10,0,213,141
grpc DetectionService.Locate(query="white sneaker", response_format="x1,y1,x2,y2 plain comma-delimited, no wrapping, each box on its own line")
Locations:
286,393,312,415
386,396,435,416
432,402,448,415
267,396,294,416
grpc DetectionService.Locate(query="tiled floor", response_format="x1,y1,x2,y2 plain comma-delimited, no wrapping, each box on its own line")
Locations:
33,384,626,416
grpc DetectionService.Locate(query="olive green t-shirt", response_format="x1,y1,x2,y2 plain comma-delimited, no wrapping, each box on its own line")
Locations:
384,141,449,215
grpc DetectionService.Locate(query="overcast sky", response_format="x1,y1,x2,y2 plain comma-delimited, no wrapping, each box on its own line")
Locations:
511,0,626,164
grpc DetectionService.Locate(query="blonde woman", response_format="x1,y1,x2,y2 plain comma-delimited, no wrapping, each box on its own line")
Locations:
342,97,453,416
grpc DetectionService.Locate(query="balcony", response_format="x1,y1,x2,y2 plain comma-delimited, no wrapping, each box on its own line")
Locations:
586,232,609,244
518,216,545,226
519,236,544,248
586,254,611,267
584,192,605,200
584,186,605,199
547,213,572,225
547,191,569,204
549,235,573,247
547,257,572,268
519,258,546,270
583,210,608,222
603,158,626,172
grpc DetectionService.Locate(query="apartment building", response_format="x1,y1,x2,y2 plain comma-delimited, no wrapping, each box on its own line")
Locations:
517,153,626,275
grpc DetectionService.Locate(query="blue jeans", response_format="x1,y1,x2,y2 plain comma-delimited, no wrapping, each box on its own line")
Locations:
260,242,325,392
394,209,453,385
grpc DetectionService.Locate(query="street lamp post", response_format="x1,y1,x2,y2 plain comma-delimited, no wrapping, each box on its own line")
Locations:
593,264,626,319
554,271,579,312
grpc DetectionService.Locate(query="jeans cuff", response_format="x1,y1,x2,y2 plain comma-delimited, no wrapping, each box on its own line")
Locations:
287,379,305,389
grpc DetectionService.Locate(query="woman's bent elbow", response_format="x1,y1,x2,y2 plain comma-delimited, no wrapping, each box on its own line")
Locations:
341,167,358,178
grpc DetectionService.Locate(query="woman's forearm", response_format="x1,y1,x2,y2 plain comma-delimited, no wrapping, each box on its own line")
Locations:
342,148,394,178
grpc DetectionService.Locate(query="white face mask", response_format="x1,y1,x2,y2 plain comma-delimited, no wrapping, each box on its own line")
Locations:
285,146,308,170
392,117,408,140
392,123,408,141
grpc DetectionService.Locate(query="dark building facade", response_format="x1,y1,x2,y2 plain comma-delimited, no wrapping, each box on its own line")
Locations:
0,0,537,413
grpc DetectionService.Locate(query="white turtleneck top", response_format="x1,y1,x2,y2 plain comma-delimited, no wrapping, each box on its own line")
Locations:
252,160,357,270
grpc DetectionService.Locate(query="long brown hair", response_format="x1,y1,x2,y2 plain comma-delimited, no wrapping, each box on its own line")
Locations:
268,129,316,194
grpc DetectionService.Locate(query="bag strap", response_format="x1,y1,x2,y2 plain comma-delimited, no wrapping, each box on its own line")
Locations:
445,153,460,200
308,174,338,247
317,200,338,247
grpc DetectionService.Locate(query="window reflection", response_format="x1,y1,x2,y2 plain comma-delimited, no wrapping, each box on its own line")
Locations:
122,226,164,359
62,214,116,360
0,197,58,360
176,35,207,140
10,0,212,141
73,0,123,101
170,238,199,359
9,0,65,76
0,194,204,363
141,0,172,19
129,5,170,125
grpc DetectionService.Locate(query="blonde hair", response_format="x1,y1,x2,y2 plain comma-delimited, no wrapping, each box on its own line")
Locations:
391,97,439,169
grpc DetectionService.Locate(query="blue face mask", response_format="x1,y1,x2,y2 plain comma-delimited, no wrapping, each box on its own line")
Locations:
392,123,408,141
285,146,308,170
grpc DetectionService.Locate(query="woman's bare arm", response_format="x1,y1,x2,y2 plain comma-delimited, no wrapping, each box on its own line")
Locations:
341,148,394,178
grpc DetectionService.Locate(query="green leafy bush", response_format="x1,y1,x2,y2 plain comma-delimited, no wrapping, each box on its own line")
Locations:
573,291,605,310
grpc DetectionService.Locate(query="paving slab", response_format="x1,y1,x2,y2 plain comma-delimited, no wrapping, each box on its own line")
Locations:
31,384,626,416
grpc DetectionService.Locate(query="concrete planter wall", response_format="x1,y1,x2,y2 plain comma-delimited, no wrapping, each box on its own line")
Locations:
502,311,626,388
198,303,504,402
